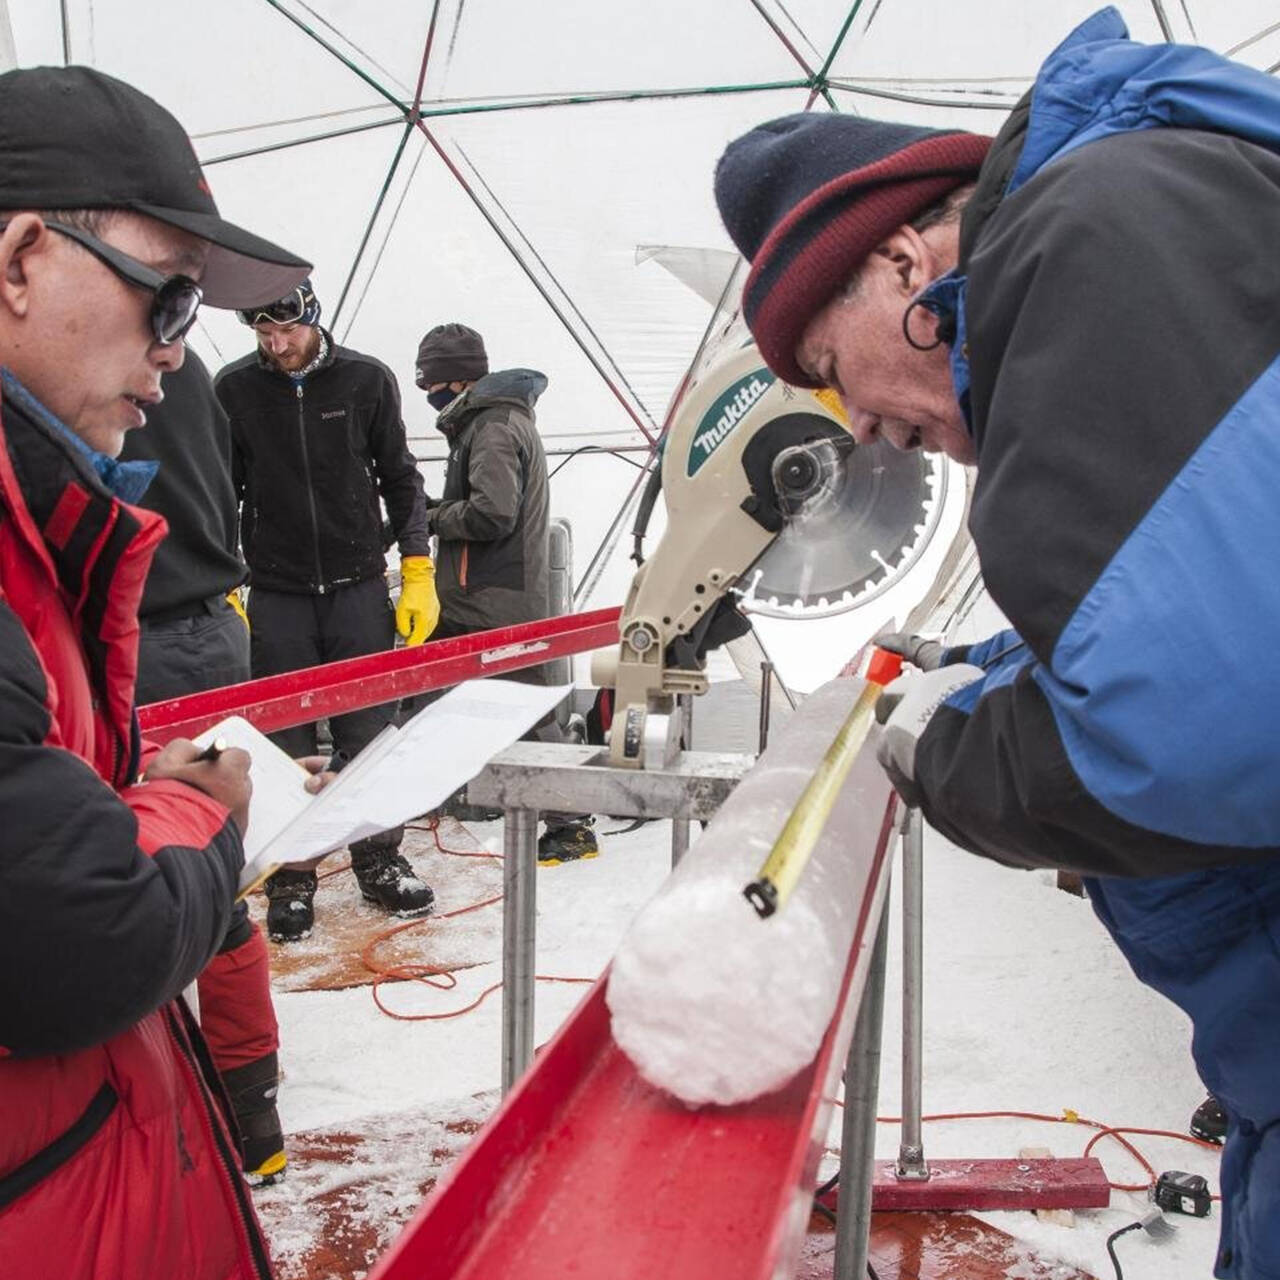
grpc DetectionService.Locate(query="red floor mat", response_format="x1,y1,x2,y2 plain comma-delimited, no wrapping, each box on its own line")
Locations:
254,1101,1096,1280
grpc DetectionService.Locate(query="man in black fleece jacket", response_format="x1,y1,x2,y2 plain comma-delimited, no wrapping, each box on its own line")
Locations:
216,281,439,940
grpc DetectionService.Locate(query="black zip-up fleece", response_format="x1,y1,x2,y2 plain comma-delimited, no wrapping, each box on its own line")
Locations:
215,332,430,594
122,349,246,615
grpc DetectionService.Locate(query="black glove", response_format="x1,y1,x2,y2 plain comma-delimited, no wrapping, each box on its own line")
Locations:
422,495,441,535
876,631,945,672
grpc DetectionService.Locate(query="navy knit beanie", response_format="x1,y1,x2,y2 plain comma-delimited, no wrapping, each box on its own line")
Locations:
415,322,489,387
714,113,991,387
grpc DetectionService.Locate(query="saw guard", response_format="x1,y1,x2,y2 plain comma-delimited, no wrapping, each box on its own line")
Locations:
600,342,956,766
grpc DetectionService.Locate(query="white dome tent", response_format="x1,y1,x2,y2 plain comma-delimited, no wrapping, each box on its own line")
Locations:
1,7,1274,1277
6,0,1277,676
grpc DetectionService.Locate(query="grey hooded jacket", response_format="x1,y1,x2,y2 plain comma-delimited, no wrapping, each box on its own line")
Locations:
429,368,550,632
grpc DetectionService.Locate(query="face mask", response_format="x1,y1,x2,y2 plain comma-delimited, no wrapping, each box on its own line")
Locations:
427,387,459,412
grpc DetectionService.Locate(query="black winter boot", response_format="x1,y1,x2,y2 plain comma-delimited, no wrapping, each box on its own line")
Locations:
350,832,434,917
1190,1093,1227,1145
264,868,317,942
221,1051,286,1186
537,819,599,865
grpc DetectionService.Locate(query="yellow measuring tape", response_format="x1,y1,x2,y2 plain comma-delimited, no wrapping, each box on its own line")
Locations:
743,680,883,919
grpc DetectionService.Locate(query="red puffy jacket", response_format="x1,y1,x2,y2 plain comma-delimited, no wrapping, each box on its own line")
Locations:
0,382,274,1279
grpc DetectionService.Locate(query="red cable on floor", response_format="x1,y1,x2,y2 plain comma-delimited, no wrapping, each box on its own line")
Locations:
359,818,593,1022
826,1104,1222,1197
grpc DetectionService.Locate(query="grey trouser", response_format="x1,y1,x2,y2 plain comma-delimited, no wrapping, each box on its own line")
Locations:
136,594,254,933
248,578,402,854
136,594,251,706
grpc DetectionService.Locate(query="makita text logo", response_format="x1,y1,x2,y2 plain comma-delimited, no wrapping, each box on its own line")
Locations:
686,369,775,476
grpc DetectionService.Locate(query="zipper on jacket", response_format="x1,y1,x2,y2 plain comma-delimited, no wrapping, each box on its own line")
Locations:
294,383,327,594
164,1005,274,1280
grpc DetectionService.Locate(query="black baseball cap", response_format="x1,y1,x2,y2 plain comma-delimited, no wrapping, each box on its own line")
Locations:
0,66,311,308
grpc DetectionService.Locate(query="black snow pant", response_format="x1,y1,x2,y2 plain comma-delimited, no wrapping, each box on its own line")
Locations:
134,593,277,1088
136,592,256,935
248,577,402,853
405,616,584,831
136,593,251,705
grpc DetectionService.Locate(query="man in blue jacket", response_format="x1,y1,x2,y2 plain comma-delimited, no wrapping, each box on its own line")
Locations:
714,10,1280,1278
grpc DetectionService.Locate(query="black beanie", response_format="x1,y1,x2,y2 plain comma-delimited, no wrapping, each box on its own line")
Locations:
714,113,991,387
415,323,489,388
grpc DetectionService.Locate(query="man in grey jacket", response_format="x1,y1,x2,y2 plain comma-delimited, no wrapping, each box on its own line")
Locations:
416,323,597,862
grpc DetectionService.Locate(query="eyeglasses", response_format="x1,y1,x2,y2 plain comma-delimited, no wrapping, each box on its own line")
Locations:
236,288,306,328
33,219,203,345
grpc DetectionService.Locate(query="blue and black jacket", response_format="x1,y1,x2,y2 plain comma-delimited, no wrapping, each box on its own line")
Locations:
911,13,1280,1277
914,8,1280,880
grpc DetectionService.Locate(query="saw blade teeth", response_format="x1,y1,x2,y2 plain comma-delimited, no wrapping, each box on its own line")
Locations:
741,444,959,619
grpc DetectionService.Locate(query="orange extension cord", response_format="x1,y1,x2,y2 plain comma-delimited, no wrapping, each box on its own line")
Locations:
827,1103,1223,1197
341,818,593,1022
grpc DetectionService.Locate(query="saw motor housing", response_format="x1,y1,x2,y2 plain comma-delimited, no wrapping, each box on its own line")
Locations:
592,345,856,768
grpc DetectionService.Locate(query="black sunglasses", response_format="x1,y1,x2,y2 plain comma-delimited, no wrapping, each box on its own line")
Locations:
236,289,307,328
20,219,203,345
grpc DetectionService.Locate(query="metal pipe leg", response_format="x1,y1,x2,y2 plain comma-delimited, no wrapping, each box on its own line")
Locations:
678,691,694,747
758,660,774,753
671,816,690,867
835,896,890,1280
672,692,694,867
501,807,539,1094
897,806,929,1180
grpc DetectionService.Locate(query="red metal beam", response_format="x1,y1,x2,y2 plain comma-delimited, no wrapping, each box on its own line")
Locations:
367,761,899,1280
137,608,621,744
863,1158,1110,1211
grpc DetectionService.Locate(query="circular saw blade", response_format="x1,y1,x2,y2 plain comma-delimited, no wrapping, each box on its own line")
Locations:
736,424,945,618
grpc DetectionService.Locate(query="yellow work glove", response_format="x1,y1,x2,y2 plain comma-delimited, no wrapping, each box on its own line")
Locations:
396,555,440,646
226,588,250,632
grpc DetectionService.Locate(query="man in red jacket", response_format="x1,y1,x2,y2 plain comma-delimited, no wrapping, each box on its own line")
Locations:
0,66,310,1279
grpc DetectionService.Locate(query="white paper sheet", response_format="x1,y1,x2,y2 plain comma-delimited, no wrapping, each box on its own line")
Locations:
193,678,571,892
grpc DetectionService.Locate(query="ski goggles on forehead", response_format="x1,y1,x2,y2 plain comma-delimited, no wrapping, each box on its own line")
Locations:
235,288,308,328
20,219,203,345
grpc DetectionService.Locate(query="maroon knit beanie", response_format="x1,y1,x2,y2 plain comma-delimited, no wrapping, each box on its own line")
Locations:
714,113,992,387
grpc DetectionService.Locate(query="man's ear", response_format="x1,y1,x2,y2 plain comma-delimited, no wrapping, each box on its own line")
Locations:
0,214,47,321
869,224,936,299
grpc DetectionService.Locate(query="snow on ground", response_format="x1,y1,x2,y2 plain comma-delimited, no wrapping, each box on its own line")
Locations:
268,797,1220,1279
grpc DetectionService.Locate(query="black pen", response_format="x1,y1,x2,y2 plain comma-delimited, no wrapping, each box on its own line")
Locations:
194,736,228,763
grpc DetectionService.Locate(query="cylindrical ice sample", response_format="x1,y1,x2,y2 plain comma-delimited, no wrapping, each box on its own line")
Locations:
607,679,889,1107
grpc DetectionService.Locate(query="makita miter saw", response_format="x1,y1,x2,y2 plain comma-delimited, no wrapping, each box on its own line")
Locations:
591,337,948,769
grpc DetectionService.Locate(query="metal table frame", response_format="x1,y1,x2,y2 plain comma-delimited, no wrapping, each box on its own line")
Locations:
468,742,924,1280
466,741,754,1091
